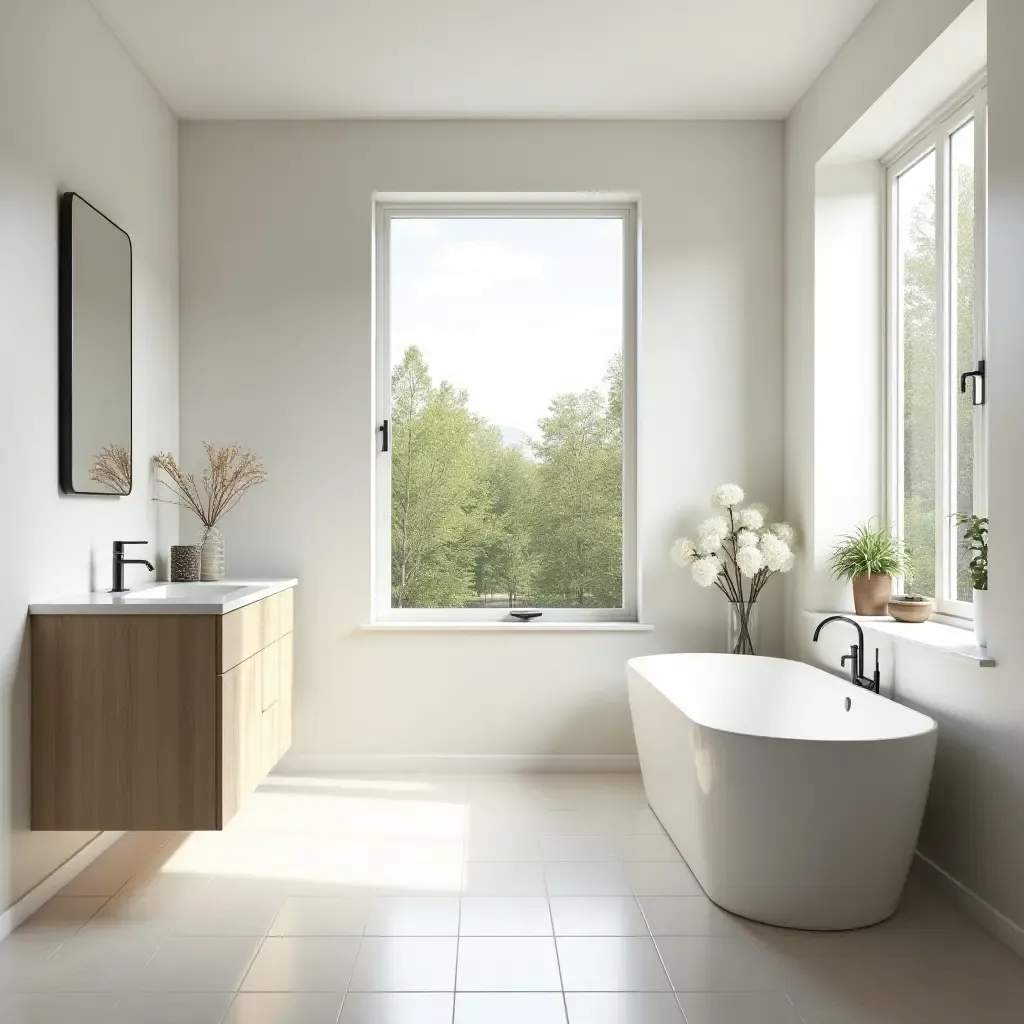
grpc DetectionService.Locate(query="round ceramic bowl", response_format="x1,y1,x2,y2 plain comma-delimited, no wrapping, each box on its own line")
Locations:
888,597,934,623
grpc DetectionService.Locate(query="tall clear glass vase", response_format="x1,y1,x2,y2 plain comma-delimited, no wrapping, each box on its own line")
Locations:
727,601,759,656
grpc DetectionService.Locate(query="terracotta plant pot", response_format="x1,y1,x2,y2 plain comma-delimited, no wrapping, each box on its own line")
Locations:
852,574,892,616
887,596,933,623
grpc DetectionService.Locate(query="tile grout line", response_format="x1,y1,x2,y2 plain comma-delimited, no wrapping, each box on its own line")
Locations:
786,991,811,1024
630,874,688,1021
15,835,174,990
28,839,187,1005
453,822,467,1024
227,926,273,1023
541,855,571,1024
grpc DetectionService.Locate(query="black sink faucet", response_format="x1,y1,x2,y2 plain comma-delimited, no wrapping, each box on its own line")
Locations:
111,540,155,593
812,614,881,694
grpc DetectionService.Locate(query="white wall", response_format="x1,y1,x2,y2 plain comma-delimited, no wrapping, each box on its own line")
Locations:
0,0,179,912
812,159,886,598
783,0,976,636
180,121,783,760
983,0,1024,934
786,0,1024,934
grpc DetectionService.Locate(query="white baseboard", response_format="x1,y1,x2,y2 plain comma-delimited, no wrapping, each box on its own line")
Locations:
276,753,640,775
0,831,125,942
914,851,1024,958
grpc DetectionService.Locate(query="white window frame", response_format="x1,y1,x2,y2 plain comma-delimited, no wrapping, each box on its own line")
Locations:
886,77,987,620
372,198,640,624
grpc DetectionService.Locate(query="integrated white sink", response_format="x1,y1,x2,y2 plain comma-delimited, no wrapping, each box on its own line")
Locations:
29,578,298,616
122,584,247,601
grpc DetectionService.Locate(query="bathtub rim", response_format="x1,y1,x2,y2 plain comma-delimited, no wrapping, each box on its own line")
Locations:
627,652,938,744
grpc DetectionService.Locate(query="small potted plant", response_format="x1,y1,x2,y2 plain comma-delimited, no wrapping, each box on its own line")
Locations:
954,513,989,647
829,520,911,616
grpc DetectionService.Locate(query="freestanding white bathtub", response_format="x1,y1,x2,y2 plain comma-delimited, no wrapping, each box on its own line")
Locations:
627,653,937,930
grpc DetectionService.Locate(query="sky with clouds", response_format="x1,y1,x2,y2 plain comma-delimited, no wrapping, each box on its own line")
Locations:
389,216,624,436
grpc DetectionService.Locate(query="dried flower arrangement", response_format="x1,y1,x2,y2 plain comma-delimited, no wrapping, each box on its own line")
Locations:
89,444,132,495
153,443,267,531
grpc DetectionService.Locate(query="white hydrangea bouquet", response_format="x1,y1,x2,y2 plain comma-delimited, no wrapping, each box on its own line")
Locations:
670,484,795,655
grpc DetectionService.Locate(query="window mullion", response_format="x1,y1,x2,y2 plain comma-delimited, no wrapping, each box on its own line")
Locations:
974,97,989,519
887,169,904,560
373,205,394,620
935,127,954,611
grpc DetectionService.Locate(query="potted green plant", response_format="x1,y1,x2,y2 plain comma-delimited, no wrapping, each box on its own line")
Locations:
829,521,912,616
954,513,989,647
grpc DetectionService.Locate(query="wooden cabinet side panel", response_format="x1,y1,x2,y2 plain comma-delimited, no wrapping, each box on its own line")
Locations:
32,616,132,830
128,617,219,830
32,615,219,831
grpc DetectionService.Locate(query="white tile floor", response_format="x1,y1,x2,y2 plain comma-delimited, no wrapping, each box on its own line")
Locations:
2,772,1023,1022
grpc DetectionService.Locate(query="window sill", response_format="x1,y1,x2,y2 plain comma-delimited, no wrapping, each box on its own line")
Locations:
359,621,655,634
805,611,994,667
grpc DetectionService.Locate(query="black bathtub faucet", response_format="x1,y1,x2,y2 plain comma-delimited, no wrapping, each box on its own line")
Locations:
812,615,881,694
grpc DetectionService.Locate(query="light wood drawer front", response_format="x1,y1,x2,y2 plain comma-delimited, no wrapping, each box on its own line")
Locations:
278,588,294,639
221,600,264,673
260,589,294,646
278,632,294,759
261,593,280,648
260,703,279,776
261,636,281,711
220,589,295,672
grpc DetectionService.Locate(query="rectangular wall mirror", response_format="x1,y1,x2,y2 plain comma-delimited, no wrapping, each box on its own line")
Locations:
59,192,132,495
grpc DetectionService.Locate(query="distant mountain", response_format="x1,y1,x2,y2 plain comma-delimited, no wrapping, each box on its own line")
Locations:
500,426,530,449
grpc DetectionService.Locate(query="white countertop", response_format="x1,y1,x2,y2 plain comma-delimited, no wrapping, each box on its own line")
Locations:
29,579,298,616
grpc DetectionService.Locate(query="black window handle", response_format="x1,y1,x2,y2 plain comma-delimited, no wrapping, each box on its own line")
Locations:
960,359,986,406
379,420,389,453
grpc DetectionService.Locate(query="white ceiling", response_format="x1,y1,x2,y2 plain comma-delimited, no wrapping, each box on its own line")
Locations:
91,0,879,120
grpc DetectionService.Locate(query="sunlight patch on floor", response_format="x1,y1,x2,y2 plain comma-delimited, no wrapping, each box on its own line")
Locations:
159,784,468,893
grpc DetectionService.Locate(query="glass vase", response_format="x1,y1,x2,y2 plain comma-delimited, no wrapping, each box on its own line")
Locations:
727,601,759,656
200,526,225,581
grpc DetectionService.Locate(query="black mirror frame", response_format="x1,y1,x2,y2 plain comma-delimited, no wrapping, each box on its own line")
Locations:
59,191,133,496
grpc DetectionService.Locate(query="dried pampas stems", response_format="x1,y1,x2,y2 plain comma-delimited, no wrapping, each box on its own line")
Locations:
153,443,266,529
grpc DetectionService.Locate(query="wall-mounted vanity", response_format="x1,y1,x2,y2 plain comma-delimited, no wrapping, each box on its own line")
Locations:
30,579,297,830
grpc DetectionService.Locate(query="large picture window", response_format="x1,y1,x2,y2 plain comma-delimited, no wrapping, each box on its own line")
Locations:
888,81,987,617
373,201,638,622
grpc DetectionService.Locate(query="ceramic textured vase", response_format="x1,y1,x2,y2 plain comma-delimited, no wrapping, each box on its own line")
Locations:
973,588,988,648
727,601,759,655
200,526,225,581
170,544,201,582
852,574,892,616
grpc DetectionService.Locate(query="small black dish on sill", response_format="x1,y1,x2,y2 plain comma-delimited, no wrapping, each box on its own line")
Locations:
510,610,543,622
